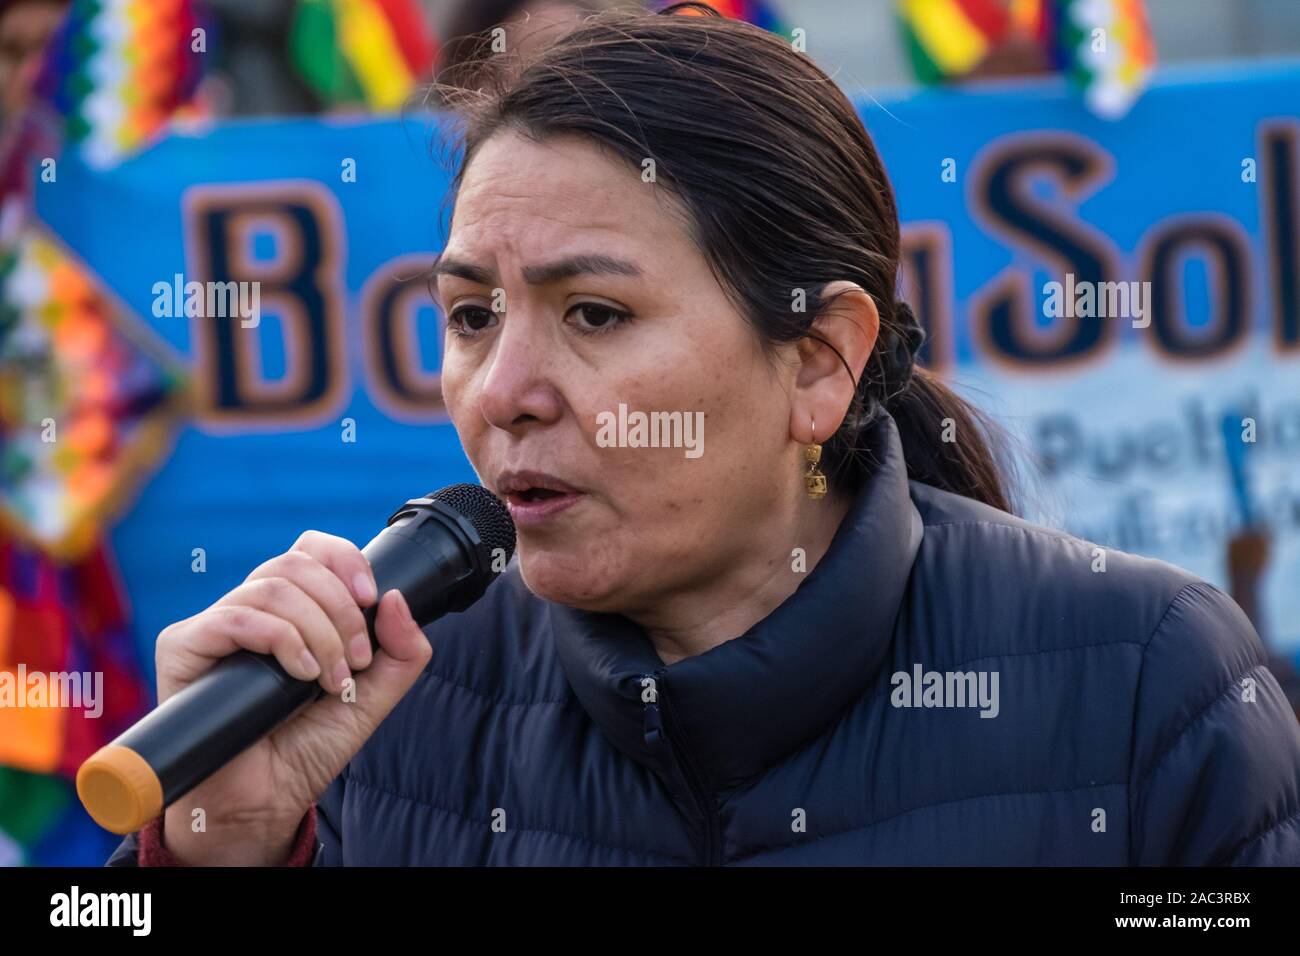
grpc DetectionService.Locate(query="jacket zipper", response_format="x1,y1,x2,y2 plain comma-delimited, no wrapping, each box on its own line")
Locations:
641,672,722,866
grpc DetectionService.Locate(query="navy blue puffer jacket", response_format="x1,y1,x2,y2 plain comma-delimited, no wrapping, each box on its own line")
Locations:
108,414,1300,865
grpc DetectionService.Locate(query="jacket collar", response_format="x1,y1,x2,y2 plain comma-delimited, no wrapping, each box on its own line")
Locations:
549,412,924,789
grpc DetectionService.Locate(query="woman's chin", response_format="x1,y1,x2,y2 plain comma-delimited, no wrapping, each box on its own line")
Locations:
516,550,623,611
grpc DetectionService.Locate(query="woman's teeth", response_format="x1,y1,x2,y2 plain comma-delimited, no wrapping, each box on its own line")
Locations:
520,488,562,502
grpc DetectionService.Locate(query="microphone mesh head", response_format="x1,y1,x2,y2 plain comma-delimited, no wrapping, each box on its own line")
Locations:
429,484,516,563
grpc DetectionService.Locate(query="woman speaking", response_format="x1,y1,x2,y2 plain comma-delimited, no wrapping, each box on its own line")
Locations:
108,5,1300,866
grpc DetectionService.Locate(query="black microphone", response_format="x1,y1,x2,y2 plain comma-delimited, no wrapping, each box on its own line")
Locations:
76,484,516,835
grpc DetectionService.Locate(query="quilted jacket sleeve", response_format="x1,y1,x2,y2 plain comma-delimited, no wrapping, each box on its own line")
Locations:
1128,581,1300,864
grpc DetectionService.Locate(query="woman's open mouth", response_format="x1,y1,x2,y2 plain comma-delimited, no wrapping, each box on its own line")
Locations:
497,471,586,528
504,488,585,527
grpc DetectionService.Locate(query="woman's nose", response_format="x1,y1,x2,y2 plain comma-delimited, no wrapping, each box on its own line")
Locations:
476,313,564,432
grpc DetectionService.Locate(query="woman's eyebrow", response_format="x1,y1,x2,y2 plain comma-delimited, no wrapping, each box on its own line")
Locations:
431,254,641,286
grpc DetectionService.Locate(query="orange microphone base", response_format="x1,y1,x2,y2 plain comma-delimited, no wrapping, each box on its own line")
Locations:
76,745,164,835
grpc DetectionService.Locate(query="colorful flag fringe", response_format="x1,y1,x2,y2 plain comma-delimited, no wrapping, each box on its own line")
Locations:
898,0,1155,118
33,0,208,169
1056,0,1156,119
0,228,186,561
290,0,438,111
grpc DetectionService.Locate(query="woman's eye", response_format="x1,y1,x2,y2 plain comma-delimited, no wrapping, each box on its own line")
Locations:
447,306,498,336
567,302,630,333
447,302,630,337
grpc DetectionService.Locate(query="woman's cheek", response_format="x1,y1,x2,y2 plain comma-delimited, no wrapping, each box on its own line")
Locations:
439,352,472,425
438,371,483,473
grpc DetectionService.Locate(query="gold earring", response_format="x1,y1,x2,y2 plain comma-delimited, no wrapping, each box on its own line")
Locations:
804,419,827,500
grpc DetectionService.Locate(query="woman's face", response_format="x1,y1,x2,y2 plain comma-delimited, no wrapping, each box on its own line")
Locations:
436,130,800,613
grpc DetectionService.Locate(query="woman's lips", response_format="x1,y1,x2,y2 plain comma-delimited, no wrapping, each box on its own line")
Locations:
503,489,585,528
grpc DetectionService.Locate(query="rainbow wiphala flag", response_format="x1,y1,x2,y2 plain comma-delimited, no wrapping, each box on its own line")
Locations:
898,0,1156,118
34,0,207,169
0,228,184,864
1,1,197,864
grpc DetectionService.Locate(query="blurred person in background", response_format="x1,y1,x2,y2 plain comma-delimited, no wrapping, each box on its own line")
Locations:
438,0,641,91
202,0,441,116
0,0,64,120
0,0,66,245
1227,523,1300,719
204,0,322,116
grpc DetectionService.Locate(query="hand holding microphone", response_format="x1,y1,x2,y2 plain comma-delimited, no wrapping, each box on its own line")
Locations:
75,485,515,866
153,555,421,867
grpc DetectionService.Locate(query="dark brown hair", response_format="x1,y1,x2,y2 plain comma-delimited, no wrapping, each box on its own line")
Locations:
431,2,1014,512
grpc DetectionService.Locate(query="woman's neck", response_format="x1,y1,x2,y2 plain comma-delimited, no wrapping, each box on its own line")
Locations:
627,491,854,665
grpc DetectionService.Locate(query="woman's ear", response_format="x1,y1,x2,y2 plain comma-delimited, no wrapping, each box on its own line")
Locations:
789,280,880,443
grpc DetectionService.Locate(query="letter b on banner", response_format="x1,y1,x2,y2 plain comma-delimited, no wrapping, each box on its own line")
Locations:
184,182,347,425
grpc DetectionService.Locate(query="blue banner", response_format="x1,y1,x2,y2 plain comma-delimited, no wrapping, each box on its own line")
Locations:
31,59,1300,680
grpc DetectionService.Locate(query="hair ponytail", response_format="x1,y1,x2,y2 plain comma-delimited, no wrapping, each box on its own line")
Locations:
818,296,1014,513
886,367,1014,513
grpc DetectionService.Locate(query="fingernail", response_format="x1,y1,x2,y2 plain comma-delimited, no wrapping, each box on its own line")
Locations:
393,590,416,626
353,572,377,605
331,659,351,692
349,633,372,668
298,650,320,679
